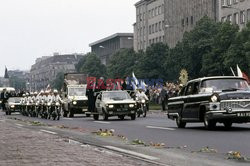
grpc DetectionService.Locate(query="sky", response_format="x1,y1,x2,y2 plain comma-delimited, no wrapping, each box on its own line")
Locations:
0,0,138,76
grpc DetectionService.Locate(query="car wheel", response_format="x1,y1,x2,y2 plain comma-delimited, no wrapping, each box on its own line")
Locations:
103,112,108,121
131,113,136,120
69,109,74,118
118,115,125,120
93,114,99,120
223,122,232,129
176,115,186,128
204,114,216,129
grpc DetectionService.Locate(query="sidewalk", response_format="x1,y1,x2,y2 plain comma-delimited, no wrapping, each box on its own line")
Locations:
0,116,152,166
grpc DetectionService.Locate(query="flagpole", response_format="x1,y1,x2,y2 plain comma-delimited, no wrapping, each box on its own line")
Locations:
230,67,236,76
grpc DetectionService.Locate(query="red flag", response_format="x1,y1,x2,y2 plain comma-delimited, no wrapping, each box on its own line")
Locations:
242,72,250,84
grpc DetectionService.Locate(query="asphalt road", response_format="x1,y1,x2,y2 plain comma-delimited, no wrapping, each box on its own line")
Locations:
3,110,250,157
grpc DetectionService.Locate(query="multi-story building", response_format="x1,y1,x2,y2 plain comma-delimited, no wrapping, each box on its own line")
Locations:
134,0,165,51
89,33,133,65
134,0,250,49
219,0,250,29
30,53,83,91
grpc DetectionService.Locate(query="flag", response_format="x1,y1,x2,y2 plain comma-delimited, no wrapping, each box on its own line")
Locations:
132,72,139,85
4,66,9,79
237,65,250,83
237,65,243,77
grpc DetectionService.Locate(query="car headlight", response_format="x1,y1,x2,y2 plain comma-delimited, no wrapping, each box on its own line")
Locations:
108,105,114,108
0,101,2,104
129,104,135,108
47,103,51,106
11,105,15,108
56,102,60,106
73,101,77,105
210,94,220,102
142,99,146,103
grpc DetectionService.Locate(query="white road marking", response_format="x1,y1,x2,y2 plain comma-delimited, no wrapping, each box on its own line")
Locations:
15,124,24,127
94,121,110,124
62,118,73,120
146,126,175,131
104,146,159,160
247,123,250,125
40,129,57,135
68,139,81,145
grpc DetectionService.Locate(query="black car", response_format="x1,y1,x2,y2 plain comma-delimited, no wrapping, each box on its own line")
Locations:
167,76,250,129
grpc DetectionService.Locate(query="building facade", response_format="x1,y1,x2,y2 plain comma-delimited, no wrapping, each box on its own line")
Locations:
30,53,83,91
89,33,134,65
134,0,250,50
134,0,165,51
219,0,250,29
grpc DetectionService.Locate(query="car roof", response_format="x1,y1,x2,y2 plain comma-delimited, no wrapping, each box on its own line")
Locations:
187,76,246,84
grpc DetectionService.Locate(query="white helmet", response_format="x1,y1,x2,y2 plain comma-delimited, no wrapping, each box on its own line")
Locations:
53,89,58,93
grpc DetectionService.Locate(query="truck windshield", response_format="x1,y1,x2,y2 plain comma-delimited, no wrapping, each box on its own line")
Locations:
102,91,131,100
68,87,86,96
200,78,250,93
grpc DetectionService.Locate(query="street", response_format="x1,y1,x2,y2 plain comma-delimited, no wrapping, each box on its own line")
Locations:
2,110,250,166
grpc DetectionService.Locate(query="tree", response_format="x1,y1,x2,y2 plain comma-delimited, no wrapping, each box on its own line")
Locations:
51,72,64,90
79,53,106,77
135,43,169,80
9,76,26,90
201,22,239,76
107,48,139,78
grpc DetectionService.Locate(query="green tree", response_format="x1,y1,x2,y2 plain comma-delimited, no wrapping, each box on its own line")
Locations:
51,72,64,90
79,53,106,77
9,76,26,90
224,22,250,75
135,43,169,80
107,48,139,78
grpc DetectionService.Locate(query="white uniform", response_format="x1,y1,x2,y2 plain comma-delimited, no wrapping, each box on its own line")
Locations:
52,94,62,103
136,91,149,101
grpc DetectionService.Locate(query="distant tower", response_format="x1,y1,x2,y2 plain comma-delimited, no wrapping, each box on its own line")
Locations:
3,67,10,87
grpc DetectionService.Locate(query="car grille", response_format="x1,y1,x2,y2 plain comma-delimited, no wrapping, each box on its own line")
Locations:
114,104,129,109
221,100,250,110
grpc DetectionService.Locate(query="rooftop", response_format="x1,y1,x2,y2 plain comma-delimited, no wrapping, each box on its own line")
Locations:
89,33,133,47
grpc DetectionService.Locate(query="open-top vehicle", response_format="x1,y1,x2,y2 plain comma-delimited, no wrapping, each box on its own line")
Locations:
167,76,250,129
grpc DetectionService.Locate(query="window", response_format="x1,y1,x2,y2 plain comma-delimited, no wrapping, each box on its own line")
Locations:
191,16,194,25
159,22,162,31
221,16,227,22
155,23,158,32
227,0,232,6
233,0,239,4
152,9,155,17
221,0,226,7
247,9,250,21
186,17,189,26
162,21,165,29
152,24,154,33
227,14,232,23
149,25,151,34
240,11,246,24
155,7,157,16
234,12,239,24
182,19,185,27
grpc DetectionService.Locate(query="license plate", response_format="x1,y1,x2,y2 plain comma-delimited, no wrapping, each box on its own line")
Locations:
117,108,127,111
237,113,250,117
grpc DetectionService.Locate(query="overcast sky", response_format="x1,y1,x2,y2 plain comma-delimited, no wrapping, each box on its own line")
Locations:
0,0,138,76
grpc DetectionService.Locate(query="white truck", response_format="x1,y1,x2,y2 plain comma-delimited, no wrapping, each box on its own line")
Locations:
62,73,88,117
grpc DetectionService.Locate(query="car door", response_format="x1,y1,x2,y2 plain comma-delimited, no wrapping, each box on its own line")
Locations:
95,93,102,112
182,82,194,119
187,81,201,120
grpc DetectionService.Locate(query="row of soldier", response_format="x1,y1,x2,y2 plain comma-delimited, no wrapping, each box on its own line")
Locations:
20,89,63,120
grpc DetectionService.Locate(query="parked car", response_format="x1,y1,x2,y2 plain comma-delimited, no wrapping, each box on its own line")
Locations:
94,90,137,120
5,97,22,115
167,76,250,129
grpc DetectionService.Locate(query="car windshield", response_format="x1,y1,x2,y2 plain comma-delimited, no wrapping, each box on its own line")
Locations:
200,78,250,93
8,97,21,103
68,87,86,96
102,91,131,100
